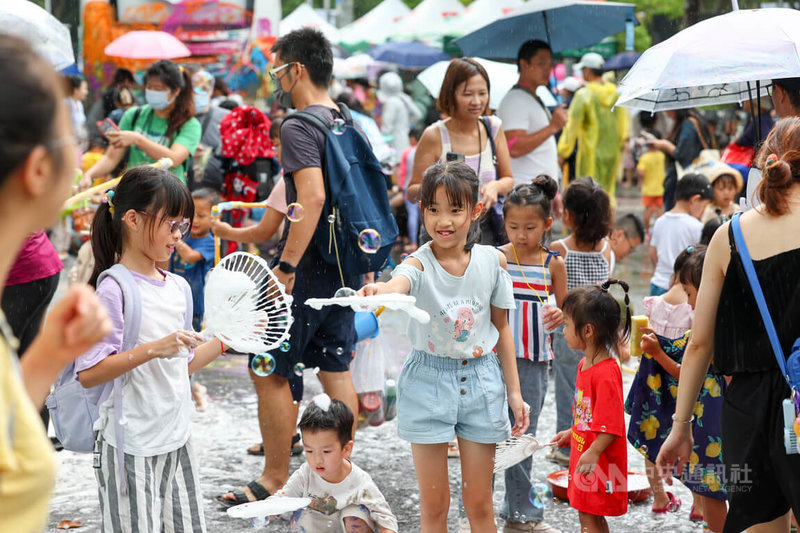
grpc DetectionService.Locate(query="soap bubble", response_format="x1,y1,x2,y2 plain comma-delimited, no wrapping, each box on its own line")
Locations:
336,347,344,355
286,203,305,222
251,353,275,377
529,482,553,509
332,118,346,135
280,341,291,352
334,287,357,298
293,362,305,376
400,253,409,261
357,229,381,254
327,214,335,224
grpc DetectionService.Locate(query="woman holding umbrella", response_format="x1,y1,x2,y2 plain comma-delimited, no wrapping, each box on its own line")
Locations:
657,118,800,532
406,57,514,245
81,59,201,186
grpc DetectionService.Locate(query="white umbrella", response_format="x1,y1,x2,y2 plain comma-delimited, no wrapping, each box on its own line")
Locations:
616,8,800,112
333,53,390,80
338,0,410,48
280,3,340,43
417,58,558,110
0,0,75,70
387,0,465,42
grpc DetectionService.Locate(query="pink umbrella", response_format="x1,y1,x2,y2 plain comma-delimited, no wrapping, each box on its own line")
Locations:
104,31,191,60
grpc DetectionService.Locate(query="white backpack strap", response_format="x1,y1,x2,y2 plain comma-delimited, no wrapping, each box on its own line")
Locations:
96,265,142,496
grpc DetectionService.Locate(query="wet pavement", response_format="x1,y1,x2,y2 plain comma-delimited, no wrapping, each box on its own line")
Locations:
46,194,709,532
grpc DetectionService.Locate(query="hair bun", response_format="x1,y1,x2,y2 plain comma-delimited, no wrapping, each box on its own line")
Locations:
532,175,558,200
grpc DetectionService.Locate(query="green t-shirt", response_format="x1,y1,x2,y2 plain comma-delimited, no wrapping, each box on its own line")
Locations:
118,105,201,183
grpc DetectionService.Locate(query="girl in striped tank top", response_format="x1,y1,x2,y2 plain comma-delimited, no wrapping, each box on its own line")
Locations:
498,177,567,532
548,177,614,468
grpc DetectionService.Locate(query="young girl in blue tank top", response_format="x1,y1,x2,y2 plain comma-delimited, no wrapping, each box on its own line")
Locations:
359,162,528,532
496,177,568,530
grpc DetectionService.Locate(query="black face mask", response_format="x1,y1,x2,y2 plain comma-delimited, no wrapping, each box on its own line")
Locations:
273,75,297,109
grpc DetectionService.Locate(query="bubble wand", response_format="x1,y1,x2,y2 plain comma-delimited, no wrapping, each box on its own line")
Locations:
210,201,268,265
62,157,173,210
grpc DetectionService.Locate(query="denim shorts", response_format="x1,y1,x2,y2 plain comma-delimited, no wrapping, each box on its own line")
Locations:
397,349,511,444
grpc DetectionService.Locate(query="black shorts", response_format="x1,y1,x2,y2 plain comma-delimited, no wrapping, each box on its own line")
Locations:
247,293,356,377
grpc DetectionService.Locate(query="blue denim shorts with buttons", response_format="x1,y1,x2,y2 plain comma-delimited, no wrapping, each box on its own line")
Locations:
397,349,511,444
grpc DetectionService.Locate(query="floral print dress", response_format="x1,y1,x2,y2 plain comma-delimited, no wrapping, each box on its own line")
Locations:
624,330,727,500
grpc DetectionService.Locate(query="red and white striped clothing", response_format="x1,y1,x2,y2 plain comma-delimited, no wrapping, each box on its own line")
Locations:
507,251,556,362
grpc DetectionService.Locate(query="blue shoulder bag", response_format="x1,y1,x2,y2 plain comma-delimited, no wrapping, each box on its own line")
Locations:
731,212,800,453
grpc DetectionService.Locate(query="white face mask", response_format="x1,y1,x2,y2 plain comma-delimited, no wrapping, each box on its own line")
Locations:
193,92,210,112
145,88,174,111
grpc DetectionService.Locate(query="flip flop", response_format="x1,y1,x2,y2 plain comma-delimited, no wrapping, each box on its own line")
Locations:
247,434,303,456
652,492,681,513
217,480,271,508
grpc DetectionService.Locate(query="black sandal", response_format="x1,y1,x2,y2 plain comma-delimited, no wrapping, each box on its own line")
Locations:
246,434,303,456
216,480,271,508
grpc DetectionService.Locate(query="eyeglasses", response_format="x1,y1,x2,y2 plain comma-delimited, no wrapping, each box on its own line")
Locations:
137,211,191,237
268,62,299,81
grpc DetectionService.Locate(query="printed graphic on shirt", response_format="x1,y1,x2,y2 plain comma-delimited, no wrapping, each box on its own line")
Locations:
308,495,338,515
426,297,485,356
573,389,592,431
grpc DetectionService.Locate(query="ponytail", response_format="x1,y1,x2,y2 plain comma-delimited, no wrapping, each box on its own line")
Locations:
755,117,800,216
89,196,122,287
145,60,195,140
601,279,631,341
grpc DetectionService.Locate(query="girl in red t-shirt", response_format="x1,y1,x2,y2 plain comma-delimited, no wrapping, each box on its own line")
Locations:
552,280,631,532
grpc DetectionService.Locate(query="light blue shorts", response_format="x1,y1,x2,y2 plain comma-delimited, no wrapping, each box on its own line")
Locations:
397,349,511,444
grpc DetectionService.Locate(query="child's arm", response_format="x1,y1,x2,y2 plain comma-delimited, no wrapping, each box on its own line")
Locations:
575,433,616,475
77,330,204,388
357,258,419,296
641,329,681,379
174,240,203,264
188,338,228,374
549,255,568,308
649,244,658,269
551,429,571,448
211,208,283,244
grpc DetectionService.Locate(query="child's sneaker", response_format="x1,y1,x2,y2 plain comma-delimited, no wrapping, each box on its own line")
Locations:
503,521,561,533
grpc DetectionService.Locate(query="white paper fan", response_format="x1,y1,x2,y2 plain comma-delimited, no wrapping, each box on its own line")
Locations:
204,252,293,353
304,293,430,323
226,496,312,519
493,435,557,473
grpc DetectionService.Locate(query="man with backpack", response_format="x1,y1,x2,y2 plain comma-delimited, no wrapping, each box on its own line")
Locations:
218,28,397,506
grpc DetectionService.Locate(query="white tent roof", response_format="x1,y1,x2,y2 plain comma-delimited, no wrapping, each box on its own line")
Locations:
444,0,525,37
279,3,340,42
338,0,410,46
387,0,465,41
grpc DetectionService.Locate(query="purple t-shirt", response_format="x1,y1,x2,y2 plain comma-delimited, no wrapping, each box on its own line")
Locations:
7,231,63,286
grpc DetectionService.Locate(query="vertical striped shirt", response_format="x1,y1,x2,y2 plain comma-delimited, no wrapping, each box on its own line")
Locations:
507,250,557,362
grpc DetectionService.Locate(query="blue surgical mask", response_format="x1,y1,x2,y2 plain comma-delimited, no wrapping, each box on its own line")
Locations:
145,89,174,111
193,92,210,113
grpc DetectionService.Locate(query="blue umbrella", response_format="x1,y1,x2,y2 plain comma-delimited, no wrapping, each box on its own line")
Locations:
604,51,641,71
454,0,636,60
60,64,82,76
368,41,450,69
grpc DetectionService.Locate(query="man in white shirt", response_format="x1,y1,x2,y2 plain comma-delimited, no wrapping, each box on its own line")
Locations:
497,40,567,189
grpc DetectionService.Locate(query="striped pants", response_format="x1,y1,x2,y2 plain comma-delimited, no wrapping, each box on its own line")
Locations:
94,436,206,533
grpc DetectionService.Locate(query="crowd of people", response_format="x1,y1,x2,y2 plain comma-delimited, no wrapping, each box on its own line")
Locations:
2,20,800,533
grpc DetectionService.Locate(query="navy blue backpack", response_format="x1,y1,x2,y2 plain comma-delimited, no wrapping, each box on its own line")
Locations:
287,103,398,277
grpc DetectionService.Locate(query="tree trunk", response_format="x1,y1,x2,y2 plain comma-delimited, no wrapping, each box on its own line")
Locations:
683,0,701,28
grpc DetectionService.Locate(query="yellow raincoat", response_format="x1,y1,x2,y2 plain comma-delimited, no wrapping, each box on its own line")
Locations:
558,81,628,201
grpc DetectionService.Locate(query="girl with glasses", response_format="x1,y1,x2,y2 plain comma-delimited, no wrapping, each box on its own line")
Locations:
76,166,228,532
